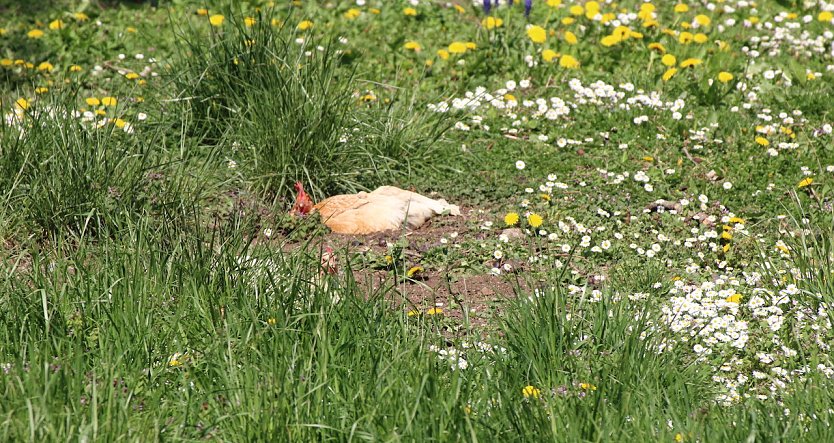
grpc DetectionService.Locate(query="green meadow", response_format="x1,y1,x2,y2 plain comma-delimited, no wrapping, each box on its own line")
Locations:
3,0,834,441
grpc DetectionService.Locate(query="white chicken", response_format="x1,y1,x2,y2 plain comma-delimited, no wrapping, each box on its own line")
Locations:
290,182,460,235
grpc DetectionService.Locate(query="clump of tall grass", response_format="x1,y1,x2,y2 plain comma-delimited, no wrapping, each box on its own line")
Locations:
0,91,206,241
170,10,450,200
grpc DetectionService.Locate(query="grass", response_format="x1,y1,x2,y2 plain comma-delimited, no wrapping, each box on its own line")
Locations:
3,0,834,441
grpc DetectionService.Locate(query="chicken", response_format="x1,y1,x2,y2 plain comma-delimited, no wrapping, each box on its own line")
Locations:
291,182,460,234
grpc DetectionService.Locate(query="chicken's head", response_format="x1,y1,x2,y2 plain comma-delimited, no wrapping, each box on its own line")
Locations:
290,181,314,216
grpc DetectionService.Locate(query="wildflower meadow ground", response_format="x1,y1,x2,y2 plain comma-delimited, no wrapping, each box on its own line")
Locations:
3,0,834,441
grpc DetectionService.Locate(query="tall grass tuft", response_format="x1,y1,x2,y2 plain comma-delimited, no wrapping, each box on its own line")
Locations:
170,11,450,200
0,91,213,242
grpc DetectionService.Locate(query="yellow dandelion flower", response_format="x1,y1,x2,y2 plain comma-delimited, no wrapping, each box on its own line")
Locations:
547,0,561,6
564,31,578,44
693,33,709,44
297,20,313,30
600,35,621,47
267,317,277,325
344,8,361,19
403,7,418,16
209,14,225,27
527,213,544,228
725,293,742,303
648,42,666,53
406,266,424,278
0,59,12,67
717,72,733,83
48,19,64,30
819,11,834,22
755,136,769,146
542,49,560,62
678,31,694,44
694,14,711,26
562,17,576,25
35,87,48,94
798,177,814,188
125,72,140,80
482,16,504,29
522,385,541,398
464,42,477,49
453,4,465,13
662,68,678,81
15,98,29,110
113,118,126,129
504,212,520,226
37,62,53,72
27,29,45,39
196,8,208,16
679,58,702,68
580,383,597,390
661,54,677,67
612,26,631,40
101,97,117,107
527,25,547,44
448,42,467,54
674,3,689,13
85,97,101,106
559,54,579,69
426,307,443,315
643,19,659,28
643,156,654,162
73,12,89,21
404,41,422,52
585,0,600,14
569,5,584,16
436,49,450,60
244,17,256,27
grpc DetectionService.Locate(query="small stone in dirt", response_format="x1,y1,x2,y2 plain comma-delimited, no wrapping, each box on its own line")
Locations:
500,228,525,241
